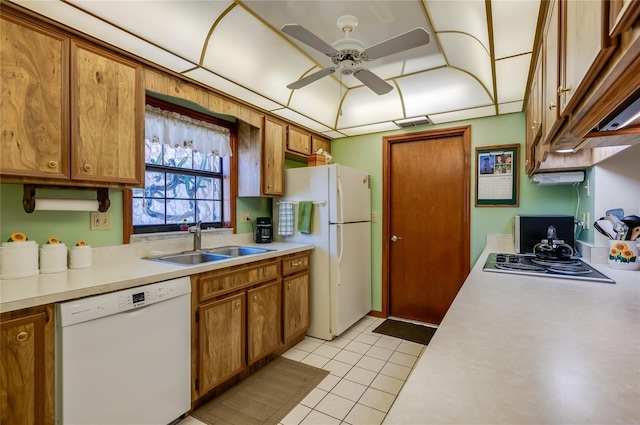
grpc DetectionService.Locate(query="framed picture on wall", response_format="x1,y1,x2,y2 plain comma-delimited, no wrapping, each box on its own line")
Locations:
475,143,519,207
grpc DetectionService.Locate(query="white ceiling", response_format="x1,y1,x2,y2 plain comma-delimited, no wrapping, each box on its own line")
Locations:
6,0,542,139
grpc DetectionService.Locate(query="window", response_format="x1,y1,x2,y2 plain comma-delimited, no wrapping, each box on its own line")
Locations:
130,97,236,234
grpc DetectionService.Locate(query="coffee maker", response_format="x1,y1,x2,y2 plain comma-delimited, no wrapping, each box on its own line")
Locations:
255,217,273,243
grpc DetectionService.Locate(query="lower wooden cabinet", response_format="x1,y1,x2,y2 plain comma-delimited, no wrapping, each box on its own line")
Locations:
192,251,311,403
0,304,55,425
247,281,281,365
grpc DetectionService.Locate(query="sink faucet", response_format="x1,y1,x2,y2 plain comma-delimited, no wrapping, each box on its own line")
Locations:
189,221,202,251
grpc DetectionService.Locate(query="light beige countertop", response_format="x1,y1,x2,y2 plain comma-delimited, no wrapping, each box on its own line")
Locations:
385,234,640,424
0,232,313,313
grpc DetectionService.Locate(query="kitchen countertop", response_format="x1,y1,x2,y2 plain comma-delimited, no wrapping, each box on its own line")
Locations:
0,236,313,313
385,234,640,424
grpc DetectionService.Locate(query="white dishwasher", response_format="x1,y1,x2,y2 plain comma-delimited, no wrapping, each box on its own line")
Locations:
56,277,191,425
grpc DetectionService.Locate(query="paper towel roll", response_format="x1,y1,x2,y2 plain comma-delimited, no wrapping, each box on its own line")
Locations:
40,243,67,273
68,246,92,269
1,241,39,279
34,198,99,211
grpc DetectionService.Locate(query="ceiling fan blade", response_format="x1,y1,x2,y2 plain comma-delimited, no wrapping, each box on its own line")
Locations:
353,69,393,95
363,28,430,60
287,67,336,90
282,24,340,56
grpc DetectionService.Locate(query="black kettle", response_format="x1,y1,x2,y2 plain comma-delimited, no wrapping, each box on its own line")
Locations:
533,225,574,260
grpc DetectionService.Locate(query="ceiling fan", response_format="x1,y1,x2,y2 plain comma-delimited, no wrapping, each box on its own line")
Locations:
282,15,430,95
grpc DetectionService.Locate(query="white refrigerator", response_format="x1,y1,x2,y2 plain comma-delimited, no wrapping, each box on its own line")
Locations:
274,164,371,340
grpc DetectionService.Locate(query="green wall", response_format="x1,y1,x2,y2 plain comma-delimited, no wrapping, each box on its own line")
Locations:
330,112,579,311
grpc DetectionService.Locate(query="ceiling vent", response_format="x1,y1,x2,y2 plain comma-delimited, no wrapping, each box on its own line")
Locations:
394,116,433,128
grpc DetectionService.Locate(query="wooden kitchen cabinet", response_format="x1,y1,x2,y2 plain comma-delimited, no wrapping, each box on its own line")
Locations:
311,134,331,154
282,252,310,345
238,117,284,197
525,55,543,174
287,125,312,156
0,11,69,180
197,293,246,394
542,0,562,146
247,281,281,365
0,304,55,425
0,8,144,187
557,0,615,119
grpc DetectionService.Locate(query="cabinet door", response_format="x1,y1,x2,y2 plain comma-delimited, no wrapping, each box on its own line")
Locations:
198,293,245,393
287,126,311,155
70,40,143,185
283,272,310,344
542,0,561,144
263,117,285,196
247,281,280,365
311,135,331,154
558,0,615,117
1,305,54,425
526,55,543,174
0,13,69,179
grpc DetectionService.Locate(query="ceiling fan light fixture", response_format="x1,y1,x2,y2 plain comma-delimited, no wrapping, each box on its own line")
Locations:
394,116,433,128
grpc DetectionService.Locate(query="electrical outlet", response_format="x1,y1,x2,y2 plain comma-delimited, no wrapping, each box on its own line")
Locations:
241,211,251,222
371,212,378,223
90,212,112,230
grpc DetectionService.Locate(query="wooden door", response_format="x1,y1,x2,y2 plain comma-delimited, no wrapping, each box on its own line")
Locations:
247,281,280,364
383,127,470,325
283,272,310,344
198,293,245,393
1,305,54,425
263,117,285,196
70,40,143,185
0,12,69,179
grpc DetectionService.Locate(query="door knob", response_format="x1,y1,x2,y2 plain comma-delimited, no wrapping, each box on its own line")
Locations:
391,235,402,242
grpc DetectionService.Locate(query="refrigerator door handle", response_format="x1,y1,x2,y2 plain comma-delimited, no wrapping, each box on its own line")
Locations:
337,178,344,223
337,224,343,284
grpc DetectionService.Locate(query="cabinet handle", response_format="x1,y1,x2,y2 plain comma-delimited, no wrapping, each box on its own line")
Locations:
253,295,257,301
16,331,28,342
291,260,302,267
288,283,292,288
557,85,571,96
83,163,93,171
548,102,556,110
47,160,57,168
235,302,240,308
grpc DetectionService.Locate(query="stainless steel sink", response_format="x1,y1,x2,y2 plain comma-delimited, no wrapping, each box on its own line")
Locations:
145,251,231,265
206,245,274,257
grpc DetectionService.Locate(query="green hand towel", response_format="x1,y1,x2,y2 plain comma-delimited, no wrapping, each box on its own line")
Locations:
297,201,313,234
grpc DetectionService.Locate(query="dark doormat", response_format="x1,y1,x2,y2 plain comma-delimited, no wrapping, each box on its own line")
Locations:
191,357,329,425
373,319,437,345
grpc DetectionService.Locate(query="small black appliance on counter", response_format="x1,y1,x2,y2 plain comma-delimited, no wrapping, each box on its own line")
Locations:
255,217,273,243
514,215,575,254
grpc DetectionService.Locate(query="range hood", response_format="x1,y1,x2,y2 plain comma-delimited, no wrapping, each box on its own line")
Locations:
598,87,640,131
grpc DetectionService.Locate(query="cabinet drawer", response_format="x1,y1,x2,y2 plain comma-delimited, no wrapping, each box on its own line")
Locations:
282,252,310,276
199,259,281,301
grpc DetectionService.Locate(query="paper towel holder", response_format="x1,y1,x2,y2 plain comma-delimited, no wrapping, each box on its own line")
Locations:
23,184,110,213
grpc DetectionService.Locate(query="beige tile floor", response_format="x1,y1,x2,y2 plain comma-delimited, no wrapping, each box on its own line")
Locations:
181,316,427,425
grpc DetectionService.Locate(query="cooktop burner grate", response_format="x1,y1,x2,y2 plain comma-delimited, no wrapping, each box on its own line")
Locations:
483,253,615,283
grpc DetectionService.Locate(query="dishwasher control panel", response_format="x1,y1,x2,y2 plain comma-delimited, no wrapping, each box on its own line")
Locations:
57,277,191,327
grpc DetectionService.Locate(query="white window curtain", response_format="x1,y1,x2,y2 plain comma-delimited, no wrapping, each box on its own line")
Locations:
144,105,232,157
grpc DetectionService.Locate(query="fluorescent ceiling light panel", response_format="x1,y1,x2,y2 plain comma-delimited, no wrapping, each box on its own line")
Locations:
438,32,493,94
427,0,489,51
398,68,492,117
337,87,404,129
271,109,333,134
201,7,313,104
429,105,496,124
492,0,539,59
498,101,524,114
184,68,282,112
288,76,343,128
340,122,400,137
495,54,531,103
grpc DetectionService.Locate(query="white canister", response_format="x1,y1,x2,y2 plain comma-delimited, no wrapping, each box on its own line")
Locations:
68,245,92,269
607,240,640,271
0,240,39,279
40,243,68,273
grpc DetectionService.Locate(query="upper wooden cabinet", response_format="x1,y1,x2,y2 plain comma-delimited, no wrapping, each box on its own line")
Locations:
286,125,312,156
237,118,284,197
263,118,285,196
0,9,144,187
557,0,616,118
311,135,331,154
542,0,562,146
1,12,69,180
70,40,143,185
525,56,543,174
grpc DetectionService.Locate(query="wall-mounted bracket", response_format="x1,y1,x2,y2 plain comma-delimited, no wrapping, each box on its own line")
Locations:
22,184,110,213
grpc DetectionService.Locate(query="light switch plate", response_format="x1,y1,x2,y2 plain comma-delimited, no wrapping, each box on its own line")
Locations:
91,212,112,230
